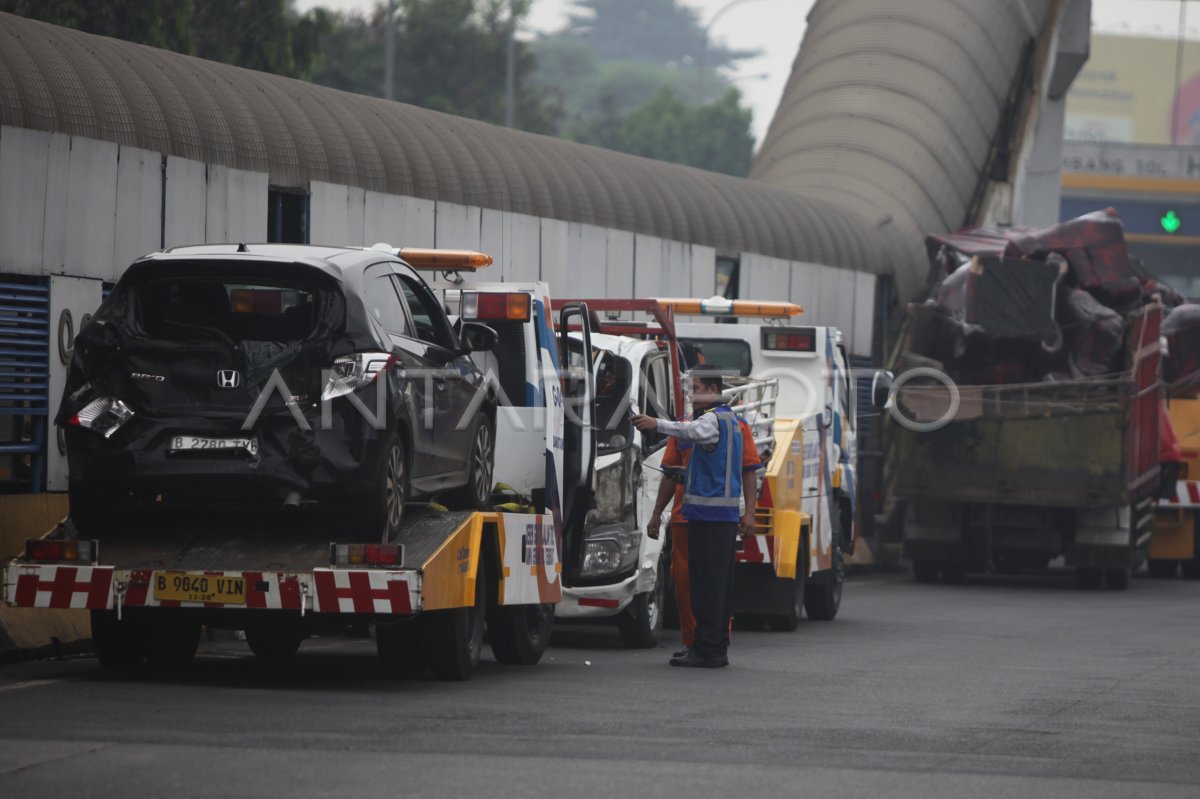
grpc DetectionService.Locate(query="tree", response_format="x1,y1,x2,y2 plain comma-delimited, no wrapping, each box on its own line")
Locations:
311,0,558,134
0,0,332,80
575,87,754,177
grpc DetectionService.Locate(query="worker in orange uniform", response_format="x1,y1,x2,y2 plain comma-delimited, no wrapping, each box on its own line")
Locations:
644,374,762,661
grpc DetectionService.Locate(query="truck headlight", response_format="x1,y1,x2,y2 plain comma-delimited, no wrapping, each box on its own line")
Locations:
580,523,641,579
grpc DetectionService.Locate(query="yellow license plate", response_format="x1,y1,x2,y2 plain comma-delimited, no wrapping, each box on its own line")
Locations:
153,572,247,604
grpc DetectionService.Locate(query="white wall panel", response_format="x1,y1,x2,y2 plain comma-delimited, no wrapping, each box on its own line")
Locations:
225,167,268,244
605,229,635,297
308,180,350,245
690,245,716,299
506,213,540,283
566,222,607,299
41,133,71,274
163,156,206,248
852,272,877,358
344,187,366,246
663,240,690,298
539,218,568,288
435,201,481,250
64,137,119,280
820,266,856,334
0,126,50,275
113,146,162,275
633,235,665,299
479,208,506,278
790,261,819,322
362,190,404,246
740,252,790,303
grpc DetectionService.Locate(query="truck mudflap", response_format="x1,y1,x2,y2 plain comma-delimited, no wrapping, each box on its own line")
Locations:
736,509,807,579
3,511,562,615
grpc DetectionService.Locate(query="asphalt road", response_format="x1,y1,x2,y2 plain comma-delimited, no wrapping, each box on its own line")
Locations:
2,571,1200,798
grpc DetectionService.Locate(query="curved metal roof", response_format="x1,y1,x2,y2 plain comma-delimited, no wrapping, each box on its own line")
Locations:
0,11,901,278
750,0,1053,298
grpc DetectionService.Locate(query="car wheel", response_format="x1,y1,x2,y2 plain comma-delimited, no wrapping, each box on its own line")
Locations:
351,435,407,543
487,602,554,665
617,561,665,649
768,567,806,632
428,563,486,681
91,610,148,671
448,417,496,510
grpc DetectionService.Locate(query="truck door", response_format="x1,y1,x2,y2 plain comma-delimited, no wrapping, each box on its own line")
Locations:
557,303,596,578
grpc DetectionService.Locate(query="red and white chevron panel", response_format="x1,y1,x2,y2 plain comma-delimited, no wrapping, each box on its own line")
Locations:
736,535,775,565
5,565,114,609
1162,481,1200,509
312,569,419,614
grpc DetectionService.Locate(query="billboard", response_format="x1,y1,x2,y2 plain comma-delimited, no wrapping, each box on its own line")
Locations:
1066,34,1200,145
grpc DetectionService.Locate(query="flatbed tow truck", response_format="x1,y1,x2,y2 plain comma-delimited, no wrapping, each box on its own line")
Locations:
2,247,597,680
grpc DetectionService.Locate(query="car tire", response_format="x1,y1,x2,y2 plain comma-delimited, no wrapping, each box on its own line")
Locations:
376,616,429,678
617,560,665,649
487,603,554,665
768,567,806,632
447,416,496,510
1147,559,1178,579
90,610,148,671
1182,559,1200,580
428,564,486,681
1104,566,1131,591
804,545,843,621
352,434,407,543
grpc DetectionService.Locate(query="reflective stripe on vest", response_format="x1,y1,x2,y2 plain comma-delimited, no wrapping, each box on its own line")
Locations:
683,411,741,508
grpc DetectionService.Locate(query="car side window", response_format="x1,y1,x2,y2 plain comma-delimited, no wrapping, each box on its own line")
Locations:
639,353,673,452
395,274,450,349
363,266,411,336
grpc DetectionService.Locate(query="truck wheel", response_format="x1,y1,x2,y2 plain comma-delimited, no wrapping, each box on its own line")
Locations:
1147,559,1179,579
617,561,665,649
447,417,496,510
487,603,554,665
376,616,429,678
1182,560,1200,580
245,619,305,662
145,619,201,672
768,566,806,632
804,546,843,621
90,610,148,671
1104,566,1131,591
429,565,487,681
1074,567,1103,589
912,560,940,584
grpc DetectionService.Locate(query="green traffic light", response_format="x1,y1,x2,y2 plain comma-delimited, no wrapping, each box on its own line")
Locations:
1161,210,1182,234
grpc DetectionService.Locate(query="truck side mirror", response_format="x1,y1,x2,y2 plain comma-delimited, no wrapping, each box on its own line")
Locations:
871,370,893,409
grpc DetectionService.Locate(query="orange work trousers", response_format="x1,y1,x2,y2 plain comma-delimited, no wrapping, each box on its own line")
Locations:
670,523,697,647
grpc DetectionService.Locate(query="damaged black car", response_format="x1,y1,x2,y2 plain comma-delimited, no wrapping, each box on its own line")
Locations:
58,244,499,540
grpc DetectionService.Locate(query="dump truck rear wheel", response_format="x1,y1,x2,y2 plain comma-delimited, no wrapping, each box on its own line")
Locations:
487,603,554,665
1074,567,1103,589
429,565,486,681
804,546,843,621
912,560,940,583
1182,559,1200,580
145,619,200,672
1104,566,1131,591
1147,559,1178,579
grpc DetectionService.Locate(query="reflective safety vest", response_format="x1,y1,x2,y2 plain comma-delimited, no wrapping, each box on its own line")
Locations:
682,405,743,523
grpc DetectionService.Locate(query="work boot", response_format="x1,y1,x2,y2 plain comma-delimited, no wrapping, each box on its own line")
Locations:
669,650,726,668
673,646,691,658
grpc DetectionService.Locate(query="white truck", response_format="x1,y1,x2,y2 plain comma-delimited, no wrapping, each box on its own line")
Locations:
3,247,598,681
671,298,862,625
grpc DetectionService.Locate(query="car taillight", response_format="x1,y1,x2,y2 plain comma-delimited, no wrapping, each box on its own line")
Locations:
24,538,98,564
330,543,404,567
761,326,817,352
461,291,531,322
65,398,134,438
321,353,395,401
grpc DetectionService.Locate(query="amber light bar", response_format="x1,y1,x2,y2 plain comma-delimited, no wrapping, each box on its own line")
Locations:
656,296,803,317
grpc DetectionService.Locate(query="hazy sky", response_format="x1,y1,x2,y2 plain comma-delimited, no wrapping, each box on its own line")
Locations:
296,0,1200,145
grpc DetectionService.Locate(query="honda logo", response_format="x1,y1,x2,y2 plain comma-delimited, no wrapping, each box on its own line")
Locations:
217,370,241,389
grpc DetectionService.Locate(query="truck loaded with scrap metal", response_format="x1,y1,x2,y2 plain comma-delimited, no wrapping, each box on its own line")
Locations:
2,244,599,680
882,209,1176,590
